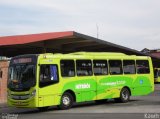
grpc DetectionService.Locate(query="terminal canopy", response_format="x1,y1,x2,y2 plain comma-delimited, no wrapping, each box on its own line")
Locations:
0,31,160,67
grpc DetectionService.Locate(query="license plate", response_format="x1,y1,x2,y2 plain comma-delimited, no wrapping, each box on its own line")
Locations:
17,101,22,105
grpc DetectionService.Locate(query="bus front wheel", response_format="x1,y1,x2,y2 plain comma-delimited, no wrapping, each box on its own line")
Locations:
115,88,130,103
58,92,73,110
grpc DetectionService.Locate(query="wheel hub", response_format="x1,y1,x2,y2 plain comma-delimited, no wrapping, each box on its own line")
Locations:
122,90,128,100
63,96,70,106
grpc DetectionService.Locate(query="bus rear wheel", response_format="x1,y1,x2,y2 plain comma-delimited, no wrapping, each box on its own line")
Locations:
115,88,130,103
58,92,74,110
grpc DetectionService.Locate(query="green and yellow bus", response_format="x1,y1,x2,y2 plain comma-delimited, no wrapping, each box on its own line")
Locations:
154,68,160,83
7,52,154,110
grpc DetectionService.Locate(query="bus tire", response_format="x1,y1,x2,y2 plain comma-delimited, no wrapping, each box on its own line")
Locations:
115,87,130,103
58,92,73,110
38,106,49,112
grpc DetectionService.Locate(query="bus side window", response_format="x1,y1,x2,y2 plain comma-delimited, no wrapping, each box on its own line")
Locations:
136,60,150,74
39,64,59,87
60,60,75,77
123,60,136,74
109,60,122,75
76,60,93,76
93,60,108,75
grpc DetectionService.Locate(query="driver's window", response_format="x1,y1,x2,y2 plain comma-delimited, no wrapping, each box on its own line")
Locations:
39,64,59,87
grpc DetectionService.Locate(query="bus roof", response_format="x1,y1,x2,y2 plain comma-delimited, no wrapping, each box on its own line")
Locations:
38,52,150,60
69,52,127,56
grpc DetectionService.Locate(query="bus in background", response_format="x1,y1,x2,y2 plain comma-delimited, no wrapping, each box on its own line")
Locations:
154,68,160,83
7,52,154,110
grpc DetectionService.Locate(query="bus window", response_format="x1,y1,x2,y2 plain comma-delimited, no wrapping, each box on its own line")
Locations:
93,60,108,75
123,60,136,74
60,60,75,77
76,60,93,76
109,60,122,75
39,65,59,87
136,60,150,74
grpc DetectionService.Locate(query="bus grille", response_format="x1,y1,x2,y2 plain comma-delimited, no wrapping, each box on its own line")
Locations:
11,95,30,100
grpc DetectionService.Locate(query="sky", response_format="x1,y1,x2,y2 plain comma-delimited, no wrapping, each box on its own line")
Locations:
0,0,160,51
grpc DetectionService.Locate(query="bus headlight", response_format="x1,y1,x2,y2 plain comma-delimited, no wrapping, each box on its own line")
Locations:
31,90,36,97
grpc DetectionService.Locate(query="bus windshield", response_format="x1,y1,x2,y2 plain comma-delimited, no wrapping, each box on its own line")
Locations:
8,64,36,91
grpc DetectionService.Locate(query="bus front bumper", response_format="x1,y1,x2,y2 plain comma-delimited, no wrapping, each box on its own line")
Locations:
7,97,37,108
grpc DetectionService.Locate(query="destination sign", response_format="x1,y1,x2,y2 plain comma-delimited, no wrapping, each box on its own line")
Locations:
13,58,32,64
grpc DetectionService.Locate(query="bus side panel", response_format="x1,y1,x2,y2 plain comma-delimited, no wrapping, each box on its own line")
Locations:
61,77,97,102
96,76,120,100
131,75,154,96
132,58,154,96
96,76,133,100
38,83,62,107
96,74,153,99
